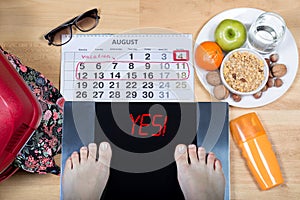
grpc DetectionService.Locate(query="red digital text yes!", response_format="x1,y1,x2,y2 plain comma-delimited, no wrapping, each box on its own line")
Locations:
129,114,168,137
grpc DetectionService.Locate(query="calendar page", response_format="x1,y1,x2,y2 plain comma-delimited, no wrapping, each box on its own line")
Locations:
60,34,194,102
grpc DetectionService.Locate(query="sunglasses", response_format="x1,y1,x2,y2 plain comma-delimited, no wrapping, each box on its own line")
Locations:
44,8,100,46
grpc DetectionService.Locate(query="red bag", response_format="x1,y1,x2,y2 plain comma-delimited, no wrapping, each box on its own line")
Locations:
0,50,42,182
0,47,64,182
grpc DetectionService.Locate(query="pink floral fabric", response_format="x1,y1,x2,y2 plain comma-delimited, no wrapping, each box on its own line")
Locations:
0,47,64,175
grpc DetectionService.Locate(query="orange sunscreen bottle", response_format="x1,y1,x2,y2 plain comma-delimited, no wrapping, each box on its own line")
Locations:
230,112,284,190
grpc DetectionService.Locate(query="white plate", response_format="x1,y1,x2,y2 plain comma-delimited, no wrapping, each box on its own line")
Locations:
194,8,298,108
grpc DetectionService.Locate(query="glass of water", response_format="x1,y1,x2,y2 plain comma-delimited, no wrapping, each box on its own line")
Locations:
248,12,286,54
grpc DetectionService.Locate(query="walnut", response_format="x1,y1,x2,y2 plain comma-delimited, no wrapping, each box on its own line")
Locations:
272,64,287,77
206,71,221,86
213,85,229,100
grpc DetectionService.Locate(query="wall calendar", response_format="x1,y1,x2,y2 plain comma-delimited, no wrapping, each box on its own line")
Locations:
60,34,194,102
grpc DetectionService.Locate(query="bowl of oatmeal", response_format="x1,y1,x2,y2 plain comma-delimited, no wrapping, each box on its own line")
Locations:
220,48,269,96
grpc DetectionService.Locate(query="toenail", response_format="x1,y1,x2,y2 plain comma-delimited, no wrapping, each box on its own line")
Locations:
198,147,205,151
178,145,186,154
188,144,196,148
100,142,108,151
72,152,78,156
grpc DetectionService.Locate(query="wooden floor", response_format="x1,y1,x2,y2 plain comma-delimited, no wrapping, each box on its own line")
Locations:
1,0,300,199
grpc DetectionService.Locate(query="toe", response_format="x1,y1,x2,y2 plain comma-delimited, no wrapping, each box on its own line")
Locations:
174,144,189,169
64,157,73,171
207,152,215,170
215,159,223,172
88,143,98,161
97,142,112,167
198,147,206,164
188,144,198,164
80,146,88,163
71,151,79,169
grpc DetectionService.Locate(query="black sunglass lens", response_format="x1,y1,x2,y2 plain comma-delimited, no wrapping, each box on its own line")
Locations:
75,13,99,32
51,26,72,45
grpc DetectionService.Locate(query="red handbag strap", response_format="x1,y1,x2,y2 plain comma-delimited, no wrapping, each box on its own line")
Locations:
0,164,19,183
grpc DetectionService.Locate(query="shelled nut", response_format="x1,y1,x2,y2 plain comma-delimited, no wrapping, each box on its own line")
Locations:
231,93,242,102
274,78,283,87
270,53,279,63
253,91,263,99
267,78,274,88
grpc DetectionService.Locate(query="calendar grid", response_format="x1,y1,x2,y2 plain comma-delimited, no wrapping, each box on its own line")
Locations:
61,34,194,102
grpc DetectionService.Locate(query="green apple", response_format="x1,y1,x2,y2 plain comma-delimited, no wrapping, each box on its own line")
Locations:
214,19,247,52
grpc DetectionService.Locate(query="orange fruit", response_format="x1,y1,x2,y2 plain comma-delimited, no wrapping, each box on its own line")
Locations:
195,41,224,71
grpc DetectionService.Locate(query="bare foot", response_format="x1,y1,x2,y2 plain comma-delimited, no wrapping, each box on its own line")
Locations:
174,144,225,200
62,142,112,200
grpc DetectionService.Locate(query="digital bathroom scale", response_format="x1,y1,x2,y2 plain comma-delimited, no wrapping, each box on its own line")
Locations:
61,102,229,200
